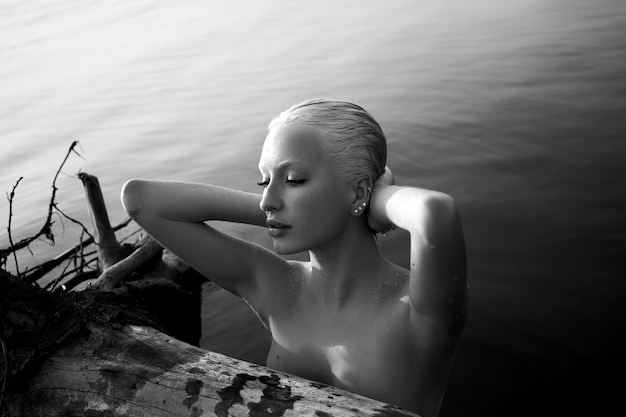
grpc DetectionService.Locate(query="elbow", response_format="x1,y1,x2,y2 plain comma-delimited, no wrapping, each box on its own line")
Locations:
421,192,462,246
424,192,457,222
120,179,146,218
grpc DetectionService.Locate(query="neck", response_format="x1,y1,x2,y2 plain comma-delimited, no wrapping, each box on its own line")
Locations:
307,224,386,303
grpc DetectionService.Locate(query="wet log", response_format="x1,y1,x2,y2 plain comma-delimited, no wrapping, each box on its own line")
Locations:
3,321,417,417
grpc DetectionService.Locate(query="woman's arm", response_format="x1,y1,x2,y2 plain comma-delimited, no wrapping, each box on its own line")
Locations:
121,179,288,304
368,170,468,338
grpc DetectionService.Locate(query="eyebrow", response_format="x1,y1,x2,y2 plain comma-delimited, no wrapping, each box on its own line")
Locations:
258,159,307,173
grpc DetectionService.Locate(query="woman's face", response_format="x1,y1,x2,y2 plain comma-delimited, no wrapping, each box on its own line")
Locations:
258,124,353,254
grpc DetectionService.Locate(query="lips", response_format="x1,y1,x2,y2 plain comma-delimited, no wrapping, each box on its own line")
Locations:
266,218,291,237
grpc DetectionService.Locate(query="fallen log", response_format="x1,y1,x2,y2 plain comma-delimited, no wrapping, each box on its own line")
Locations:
3,320,416,416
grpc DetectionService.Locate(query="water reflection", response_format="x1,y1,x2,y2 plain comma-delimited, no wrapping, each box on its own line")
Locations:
2,0,625,415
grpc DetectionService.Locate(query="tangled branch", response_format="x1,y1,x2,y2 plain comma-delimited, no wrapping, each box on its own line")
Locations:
22,218,132,284
0,141,82,267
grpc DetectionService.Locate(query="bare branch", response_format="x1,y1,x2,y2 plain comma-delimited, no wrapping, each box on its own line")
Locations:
0,141,80,259
53,203,95,244
22,218,132,284
5,177,23,276
45,257,98,292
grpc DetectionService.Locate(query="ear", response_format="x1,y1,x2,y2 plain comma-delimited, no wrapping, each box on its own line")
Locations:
350,177,373,216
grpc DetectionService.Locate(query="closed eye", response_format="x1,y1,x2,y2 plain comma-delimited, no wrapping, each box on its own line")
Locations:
257,178,306,187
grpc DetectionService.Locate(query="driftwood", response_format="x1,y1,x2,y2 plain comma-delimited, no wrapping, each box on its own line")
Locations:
0,169,419,417
3,316,415,416
91,233,162,291
78,172,131,271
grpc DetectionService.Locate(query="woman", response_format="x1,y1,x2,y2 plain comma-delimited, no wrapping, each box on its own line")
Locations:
121,98,468,417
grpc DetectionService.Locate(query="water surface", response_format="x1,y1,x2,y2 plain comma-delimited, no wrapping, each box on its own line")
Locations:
1,0,625,415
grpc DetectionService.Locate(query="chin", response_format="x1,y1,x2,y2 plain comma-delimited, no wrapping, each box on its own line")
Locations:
273,244,300,256
272,239,309,256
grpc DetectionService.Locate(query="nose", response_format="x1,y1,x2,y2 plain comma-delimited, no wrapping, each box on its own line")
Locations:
259,181,282,213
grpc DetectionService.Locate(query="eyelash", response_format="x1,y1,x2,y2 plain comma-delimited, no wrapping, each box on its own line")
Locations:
257,179,306,188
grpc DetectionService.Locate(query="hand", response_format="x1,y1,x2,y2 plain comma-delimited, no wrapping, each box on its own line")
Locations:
375,166,395,188
367,166,397,233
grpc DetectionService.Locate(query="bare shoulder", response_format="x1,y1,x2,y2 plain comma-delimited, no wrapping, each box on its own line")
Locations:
254,259,308,322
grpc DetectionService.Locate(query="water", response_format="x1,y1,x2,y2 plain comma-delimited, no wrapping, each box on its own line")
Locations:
1,0,625,415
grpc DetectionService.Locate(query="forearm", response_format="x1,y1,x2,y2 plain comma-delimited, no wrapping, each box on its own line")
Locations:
370,185,454,245
121,179,266,227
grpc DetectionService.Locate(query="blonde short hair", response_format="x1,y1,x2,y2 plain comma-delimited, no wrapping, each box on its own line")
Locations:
268,98,387,185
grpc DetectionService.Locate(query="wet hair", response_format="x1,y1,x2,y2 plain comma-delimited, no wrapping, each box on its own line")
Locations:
268,98,387,185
